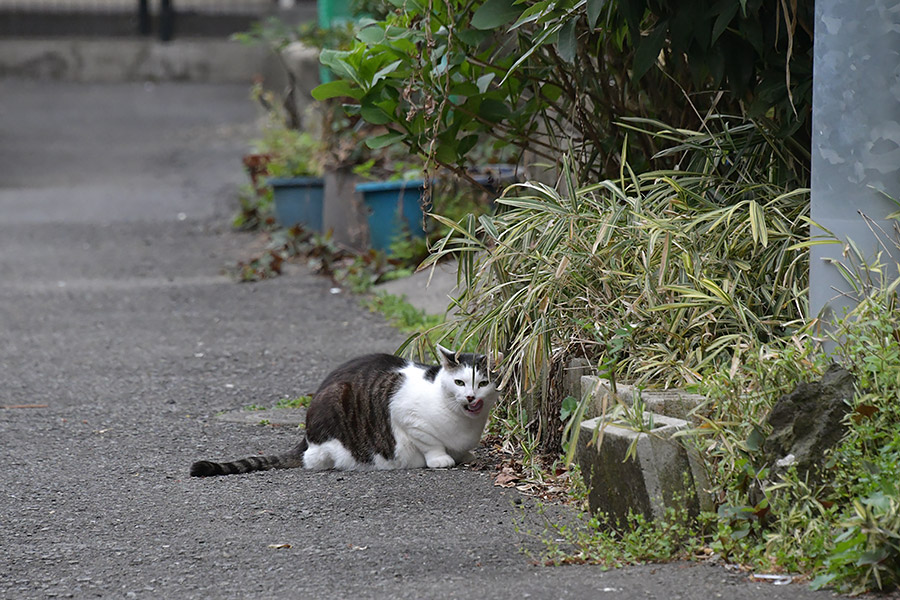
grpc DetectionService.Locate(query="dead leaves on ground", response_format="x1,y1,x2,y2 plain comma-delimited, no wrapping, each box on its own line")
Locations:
473,435,576,504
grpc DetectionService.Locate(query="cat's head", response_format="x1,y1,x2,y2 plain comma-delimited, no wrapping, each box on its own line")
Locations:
436,345,499,418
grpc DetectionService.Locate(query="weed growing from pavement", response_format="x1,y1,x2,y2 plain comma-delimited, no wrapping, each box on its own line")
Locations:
243,396,313,428
363,292,444,336
516,466,706,567
274,395,312,409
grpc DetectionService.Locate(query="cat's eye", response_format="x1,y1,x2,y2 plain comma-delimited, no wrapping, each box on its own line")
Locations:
477,381,489,388
454,379,465,386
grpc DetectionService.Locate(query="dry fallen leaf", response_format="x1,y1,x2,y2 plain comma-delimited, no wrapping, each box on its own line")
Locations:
853,404,878,423
493,468,520,487
267,543,292,549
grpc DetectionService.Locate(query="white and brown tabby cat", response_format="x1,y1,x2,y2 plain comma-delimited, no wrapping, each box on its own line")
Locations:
190,345,499,476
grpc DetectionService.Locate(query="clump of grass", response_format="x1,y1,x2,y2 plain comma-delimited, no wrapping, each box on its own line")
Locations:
245,395,313,412
520,467,705,567
364,292,444,336
274,395,313,409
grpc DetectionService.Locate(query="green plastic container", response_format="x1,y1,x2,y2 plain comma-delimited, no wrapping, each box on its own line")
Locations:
318,0,353,29
270,176,325,231
356,180,426,253
317,0,354,83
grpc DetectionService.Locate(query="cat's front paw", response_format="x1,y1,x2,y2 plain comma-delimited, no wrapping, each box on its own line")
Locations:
425,453,456,469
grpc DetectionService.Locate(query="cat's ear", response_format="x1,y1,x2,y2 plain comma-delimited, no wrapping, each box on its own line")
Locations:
436,344,458,368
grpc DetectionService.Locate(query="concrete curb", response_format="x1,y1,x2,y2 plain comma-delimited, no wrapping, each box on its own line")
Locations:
0,37,277,83
574,375,713,521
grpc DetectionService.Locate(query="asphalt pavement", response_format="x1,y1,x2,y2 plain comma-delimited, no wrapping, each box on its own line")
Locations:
0,80,844,599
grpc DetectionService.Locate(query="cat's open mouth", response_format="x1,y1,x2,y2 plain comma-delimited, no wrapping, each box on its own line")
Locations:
464,398,484,415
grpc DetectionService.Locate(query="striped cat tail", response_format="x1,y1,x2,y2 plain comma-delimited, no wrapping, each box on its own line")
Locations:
190,438,308,477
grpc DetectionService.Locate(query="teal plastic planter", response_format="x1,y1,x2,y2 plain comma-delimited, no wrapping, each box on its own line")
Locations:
269,176,325,231
356,180,426,252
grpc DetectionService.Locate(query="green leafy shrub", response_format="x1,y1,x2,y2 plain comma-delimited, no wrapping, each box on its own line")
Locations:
313,0,812,181
405,123,809,448
365,292,444,334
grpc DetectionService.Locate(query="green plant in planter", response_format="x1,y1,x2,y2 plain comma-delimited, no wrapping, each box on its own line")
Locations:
259,128,326,179
249,94,329,230
249,85,327,179
233,86,329,230
352,157,423,182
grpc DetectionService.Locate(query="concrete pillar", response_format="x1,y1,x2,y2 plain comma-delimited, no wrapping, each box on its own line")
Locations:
810,1,900,322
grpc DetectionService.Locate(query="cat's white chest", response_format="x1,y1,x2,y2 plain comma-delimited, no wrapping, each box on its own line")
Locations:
387,365,485,467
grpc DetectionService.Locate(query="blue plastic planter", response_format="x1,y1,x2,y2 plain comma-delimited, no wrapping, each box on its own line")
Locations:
355,179,426,252
269,176,325,231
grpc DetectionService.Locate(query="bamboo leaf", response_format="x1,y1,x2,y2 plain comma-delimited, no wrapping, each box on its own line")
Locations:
478,214,500,239
633,20,668,81
557,18,577,63
586,0,606,29
471,0,524,30
748,200,768,247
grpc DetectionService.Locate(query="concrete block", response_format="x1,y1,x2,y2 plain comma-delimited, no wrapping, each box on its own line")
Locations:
575,413,712,522
561,358,593,401
323,168,368,251
580,375,706,422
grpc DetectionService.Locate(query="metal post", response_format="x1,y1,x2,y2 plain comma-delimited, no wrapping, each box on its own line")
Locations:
810,1,900,326
159,0,174,42
137,0,151,35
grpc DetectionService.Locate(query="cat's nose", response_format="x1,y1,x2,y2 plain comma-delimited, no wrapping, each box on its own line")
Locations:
466,395,476,402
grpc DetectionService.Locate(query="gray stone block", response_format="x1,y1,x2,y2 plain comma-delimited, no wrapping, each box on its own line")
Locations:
562,358,593,400
575,413,712,523
580,375,706,422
